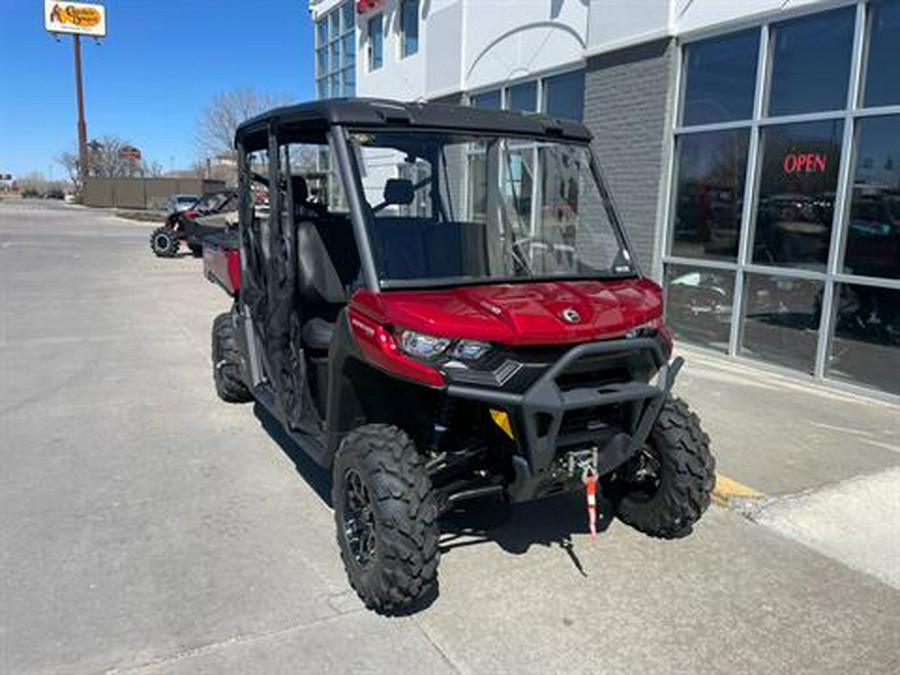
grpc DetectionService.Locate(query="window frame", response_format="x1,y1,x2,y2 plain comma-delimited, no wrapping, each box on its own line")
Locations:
315,1,357,99
662,0,900,399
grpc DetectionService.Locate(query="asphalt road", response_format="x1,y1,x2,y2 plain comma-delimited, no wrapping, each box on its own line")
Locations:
1,199,898,674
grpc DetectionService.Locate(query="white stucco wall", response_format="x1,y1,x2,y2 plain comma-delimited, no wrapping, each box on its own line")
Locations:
462,0,589,92
351,0,589,99
311,0,844,103
356,0,427,101
585,0,841,54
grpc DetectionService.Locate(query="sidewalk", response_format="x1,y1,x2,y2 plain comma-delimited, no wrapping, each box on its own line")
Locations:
675,345,900,496
675,345,900,590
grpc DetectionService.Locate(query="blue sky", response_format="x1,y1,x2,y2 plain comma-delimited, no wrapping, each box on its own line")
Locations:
0,0,315,178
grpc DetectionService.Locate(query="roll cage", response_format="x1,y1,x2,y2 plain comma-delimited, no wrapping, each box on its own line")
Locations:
234,98,640,296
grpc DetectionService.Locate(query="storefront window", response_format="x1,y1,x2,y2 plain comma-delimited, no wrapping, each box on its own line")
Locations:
342,68,355,96
682,29,759,126
342,1,355,32
316,47,328,78
343,33,355,60
401,0,419,58
828,283,900,394
753,120,844,270
508,81,538,113
741,273,824,373
845,116,900,279
315,2,355,99
471,90,502,109
667,4,900,394
664,265,735,352
768,8,855,116
543,71,584,121
671,130,750,262
368,15,383,71
863,0,900,107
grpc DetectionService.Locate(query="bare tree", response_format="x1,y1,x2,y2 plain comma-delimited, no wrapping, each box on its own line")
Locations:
196,88,294,161
57,134,161,193
57,151,81,190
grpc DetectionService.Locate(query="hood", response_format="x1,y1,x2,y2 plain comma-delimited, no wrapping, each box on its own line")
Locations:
351,278,663,346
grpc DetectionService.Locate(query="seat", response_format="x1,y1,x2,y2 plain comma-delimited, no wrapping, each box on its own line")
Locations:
301,316,335,351
296,214,360,350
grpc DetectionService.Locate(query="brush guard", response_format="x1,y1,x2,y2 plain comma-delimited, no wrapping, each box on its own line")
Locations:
446,337,682,502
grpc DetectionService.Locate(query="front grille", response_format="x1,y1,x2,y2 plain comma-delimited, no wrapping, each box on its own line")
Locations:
558,404,625,447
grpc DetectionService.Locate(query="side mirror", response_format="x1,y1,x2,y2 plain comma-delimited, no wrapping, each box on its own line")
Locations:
383,178,414,206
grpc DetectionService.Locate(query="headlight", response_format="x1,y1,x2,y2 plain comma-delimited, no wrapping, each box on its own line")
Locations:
397,330,492,362
398,330,451,360
625,316,664,339
449,340,491,360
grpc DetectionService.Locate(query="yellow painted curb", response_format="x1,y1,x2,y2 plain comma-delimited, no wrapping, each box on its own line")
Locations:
712,474,764,507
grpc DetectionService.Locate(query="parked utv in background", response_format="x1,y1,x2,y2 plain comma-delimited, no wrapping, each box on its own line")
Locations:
205,99,715,613
150,190,238,258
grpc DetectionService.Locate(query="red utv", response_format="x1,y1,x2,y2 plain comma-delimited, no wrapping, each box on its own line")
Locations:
205,100,715,613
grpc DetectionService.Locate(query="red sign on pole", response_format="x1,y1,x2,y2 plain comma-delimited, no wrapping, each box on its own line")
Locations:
119,145,142,161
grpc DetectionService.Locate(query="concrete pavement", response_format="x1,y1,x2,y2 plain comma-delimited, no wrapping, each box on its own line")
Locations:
1,199,897,674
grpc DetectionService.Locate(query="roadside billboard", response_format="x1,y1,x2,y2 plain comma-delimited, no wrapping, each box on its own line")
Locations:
44,1,107,38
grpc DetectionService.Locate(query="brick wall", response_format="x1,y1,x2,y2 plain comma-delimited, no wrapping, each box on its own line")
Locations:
584,38,676,278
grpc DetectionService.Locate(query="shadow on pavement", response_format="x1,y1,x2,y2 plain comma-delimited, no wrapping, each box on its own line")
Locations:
439,492,615,577
253,403,333,507
254,401,614,581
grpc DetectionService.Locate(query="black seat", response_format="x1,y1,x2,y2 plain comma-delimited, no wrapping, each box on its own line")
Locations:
296,214,360,351
302,316,336,351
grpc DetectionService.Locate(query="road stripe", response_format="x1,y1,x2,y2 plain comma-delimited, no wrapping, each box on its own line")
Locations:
712,474,764,507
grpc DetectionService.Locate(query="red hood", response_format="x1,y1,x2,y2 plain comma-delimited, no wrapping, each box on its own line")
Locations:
350,278,663,346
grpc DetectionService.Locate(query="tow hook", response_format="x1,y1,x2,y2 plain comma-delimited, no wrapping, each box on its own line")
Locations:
568,448,600,538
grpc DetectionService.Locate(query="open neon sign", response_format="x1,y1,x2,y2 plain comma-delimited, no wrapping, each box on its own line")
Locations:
783,152,828,174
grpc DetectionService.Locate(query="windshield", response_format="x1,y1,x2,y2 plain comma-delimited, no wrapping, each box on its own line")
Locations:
347,130,635,288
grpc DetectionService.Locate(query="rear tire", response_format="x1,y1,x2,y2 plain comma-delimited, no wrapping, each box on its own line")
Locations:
212,312,252,403
189,243,204,257
333,424,440,614
150,226,178,257
612,397,715,539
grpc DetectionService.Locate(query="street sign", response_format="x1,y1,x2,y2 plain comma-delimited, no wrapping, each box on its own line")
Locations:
44,1,107,38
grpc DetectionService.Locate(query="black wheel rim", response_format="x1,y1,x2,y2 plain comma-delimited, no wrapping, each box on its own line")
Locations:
342,468,376,567
615,443,662,503
155,234,170,251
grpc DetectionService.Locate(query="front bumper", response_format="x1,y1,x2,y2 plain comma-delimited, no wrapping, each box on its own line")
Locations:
445,337,682,501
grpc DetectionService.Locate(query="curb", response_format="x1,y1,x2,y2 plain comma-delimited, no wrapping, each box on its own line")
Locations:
712,474,764,508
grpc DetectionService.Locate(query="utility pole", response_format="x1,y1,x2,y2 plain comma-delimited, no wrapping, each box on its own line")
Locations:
45,2,107,193
73,34,89,185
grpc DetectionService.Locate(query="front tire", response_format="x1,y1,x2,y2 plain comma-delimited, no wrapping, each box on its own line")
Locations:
333,424,440,614
212,312,252,403
150,226,178,257
611,397,715,539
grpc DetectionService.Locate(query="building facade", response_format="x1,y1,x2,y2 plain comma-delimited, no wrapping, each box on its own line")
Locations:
308,0,900,399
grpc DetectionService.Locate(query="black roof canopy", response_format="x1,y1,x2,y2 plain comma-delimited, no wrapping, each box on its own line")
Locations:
235,98,593,151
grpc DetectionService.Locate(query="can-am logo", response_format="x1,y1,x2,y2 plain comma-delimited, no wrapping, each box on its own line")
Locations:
783,152,828,175
560,308,582,324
